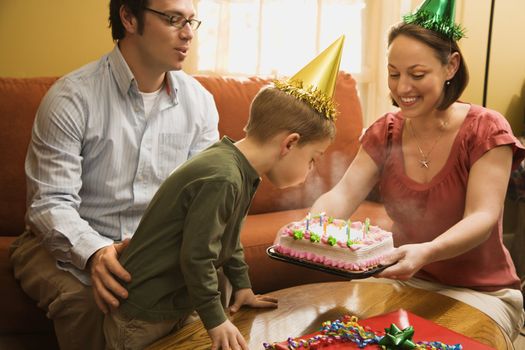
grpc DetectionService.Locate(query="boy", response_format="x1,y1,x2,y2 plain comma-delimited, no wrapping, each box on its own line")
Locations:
103,35,345,350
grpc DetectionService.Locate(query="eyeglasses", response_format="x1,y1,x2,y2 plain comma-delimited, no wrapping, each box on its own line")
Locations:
143,7,201,31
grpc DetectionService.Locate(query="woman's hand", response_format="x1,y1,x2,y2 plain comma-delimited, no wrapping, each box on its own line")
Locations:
228,288,278,314
375,242,435,280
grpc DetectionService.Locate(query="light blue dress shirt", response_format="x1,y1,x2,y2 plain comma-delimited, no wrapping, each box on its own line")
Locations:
25,46,219,284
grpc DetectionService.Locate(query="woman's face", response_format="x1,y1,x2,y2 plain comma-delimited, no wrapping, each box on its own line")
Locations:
387,34,453,119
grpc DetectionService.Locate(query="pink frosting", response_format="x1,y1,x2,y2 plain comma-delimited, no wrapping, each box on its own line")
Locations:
275,245,385,272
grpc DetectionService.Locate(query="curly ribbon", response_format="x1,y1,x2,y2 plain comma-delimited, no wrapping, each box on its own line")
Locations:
262,316,463,350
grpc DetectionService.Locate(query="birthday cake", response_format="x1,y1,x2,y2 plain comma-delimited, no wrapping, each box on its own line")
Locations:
274,214,394,272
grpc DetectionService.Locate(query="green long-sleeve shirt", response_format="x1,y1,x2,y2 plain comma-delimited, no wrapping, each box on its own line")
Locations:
119,137,260,329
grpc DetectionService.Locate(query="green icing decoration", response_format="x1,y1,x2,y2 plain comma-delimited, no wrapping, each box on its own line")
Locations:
310,233,321,243
293,230,304,240
327,216,334,224
346,240,357,247
327,236,337,246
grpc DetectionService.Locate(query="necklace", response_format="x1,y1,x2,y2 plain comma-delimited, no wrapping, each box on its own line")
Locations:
407,119,446,169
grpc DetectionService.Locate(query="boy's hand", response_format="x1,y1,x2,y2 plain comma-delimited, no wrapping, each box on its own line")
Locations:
89,239,132,314
229,288,278,314
207,319,248,350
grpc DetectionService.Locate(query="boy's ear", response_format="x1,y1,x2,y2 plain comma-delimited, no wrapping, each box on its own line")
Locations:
280,133,301,156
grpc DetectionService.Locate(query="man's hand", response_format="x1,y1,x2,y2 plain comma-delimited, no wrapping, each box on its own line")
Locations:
228,288,278,314
89,239,131,313
207,319,248,350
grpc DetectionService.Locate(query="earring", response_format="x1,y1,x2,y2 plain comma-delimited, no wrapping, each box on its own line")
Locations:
446,80,451,86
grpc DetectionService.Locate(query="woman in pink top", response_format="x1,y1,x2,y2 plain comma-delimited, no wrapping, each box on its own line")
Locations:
311,15,525,342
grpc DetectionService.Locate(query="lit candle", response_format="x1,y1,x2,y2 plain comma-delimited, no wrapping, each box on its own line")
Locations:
305,212,311,231
346,219,351,241
363,217,370,239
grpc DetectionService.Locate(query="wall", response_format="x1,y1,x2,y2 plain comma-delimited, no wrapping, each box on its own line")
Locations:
456,0,490,107
0,1,114,77
0,0,200,78
485,0,525,136
458,0,525,136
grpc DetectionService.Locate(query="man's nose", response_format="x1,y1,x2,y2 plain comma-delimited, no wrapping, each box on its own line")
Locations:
179,22,194,40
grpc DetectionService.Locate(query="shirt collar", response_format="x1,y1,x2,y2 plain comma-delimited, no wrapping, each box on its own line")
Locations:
108,45,179,105
108,45,135,96
221,136,261,187
165,71,179,105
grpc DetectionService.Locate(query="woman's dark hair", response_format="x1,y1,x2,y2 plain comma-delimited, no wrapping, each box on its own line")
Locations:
388,22,469,110
109,0,149,40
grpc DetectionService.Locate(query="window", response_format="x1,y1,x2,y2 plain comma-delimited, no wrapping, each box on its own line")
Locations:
193,0,411,126
196,0,364,76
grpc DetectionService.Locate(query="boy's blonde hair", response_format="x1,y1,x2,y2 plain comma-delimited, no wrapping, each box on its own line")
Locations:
244,86,336,145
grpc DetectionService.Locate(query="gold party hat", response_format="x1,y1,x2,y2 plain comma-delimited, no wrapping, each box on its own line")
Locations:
274,35,345,120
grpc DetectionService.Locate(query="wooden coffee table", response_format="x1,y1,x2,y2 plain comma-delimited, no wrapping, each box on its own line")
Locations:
147,280,513,350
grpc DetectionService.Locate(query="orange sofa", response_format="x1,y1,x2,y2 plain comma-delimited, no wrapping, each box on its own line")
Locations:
0,73,392,348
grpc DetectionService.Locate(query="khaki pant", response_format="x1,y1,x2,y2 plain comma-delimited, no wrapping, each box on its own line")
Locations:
104,269,232,350
9,230,105,350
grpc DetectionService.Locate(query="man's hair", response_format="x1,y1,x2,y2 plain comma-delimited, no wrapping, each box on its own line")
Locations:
388,22,469,110
109,0,149,40
244,86,336,145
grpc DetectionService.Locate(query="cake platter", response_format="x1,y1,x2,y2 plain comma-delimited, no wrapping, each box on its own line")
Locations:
266,246,393,279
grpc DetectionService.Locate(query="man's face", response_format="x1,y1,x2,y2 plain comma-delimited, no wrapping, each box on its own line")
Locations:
134,0,197,72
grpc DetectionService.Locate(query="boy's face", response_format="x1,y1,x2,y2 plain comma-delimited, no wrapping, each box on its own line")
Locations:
267,137,331,188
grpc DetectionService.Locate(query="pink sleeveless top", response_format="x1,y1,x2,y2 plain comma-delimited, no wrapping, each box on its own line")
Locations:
361,104,525,291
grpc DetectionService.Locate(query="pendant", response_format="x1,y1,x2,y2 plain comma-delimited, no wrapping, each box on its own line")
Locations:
419,158,430,169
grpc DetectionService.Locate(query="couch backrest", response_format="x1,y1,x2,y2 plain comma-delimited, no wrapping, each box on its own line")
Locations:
0,73,362,235
0,77,59,236
195,72,363,215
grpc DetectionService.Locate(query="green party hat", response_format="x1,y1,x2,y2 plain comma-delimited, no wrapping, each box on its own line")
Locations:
273,35,345,121
403,0,465,41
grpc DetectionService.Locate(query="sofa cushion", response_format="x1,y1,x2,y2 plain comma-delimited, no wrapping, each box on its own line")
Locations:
195,72,363,215
0,77,59,236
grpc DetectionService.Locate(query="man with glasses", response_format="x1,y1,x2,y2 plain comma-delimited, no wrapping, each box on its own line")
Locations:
9,1,218,349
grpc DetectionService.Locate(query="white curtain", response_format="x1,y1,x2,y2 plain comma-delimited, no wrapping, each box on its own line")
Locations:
192,0,412,126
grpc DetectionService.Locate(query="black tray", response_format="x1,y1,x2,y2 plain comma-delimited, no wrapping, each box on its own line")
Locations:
266,246,392,279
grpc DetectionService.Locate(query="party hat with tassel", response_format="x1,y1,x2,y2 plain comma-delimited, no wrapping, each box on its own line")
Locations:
403,0,465,41
274,35,345,121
